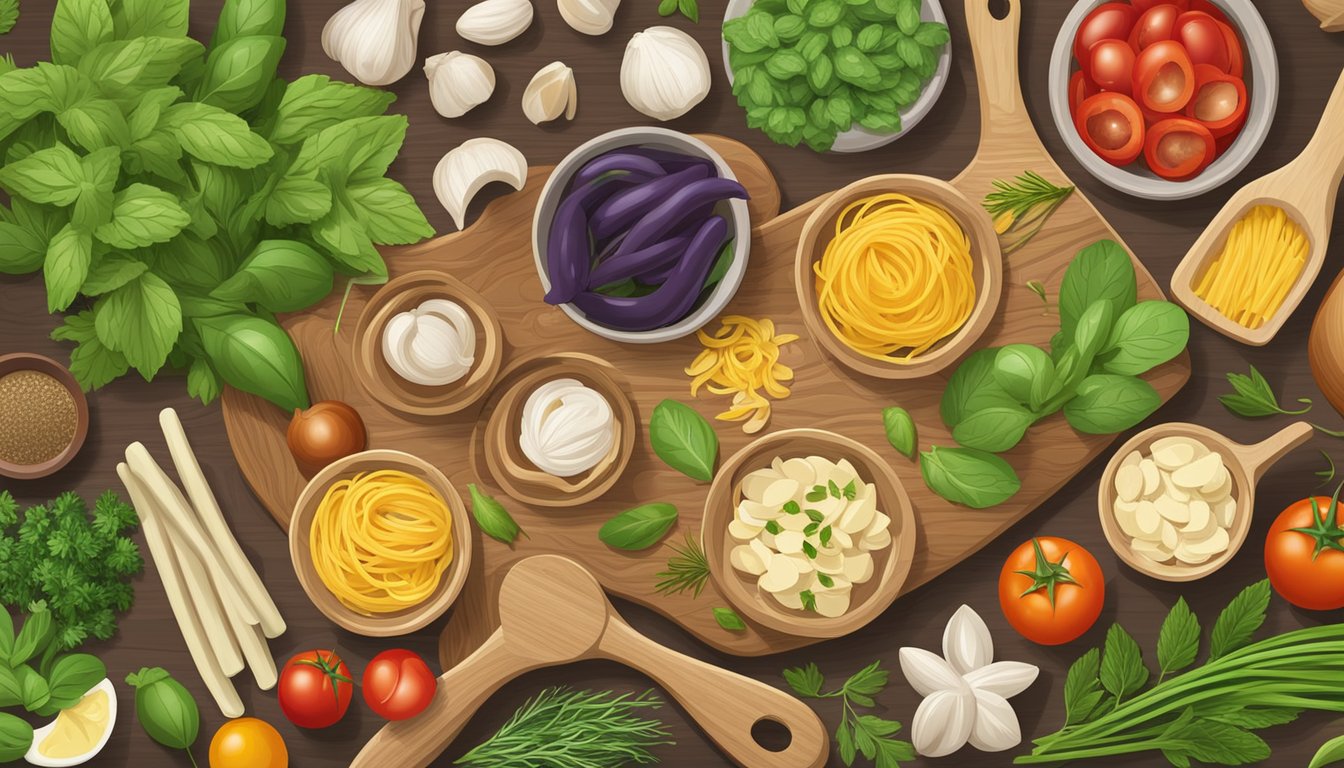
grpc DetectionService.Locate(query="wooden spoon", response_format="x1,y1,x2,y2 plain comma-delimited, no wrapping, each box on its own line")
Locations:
350,555,828,768
1170,68,1344,346
1098,421,1313,582
1303,0,1344,31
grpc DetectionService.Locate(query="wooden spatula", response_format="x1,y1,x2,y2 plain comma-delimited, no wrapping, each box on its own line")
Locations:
350,555,829,768
1170,68,1344,346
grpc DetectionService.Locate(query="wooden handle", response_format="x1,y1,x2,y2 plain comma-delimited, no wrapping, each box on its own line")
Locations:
1238,421,1315,482
1296,69,1344,192
964,0,1029,143
350,632,529,768
598,619,829,768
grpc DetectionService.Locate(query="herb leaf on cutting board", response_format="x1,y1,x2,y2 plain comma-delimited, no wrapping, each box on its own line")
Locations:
653,536,711,598
982,171,1074,255
649,399,719,482
467,484,524,545
713,607,746,631
881,406,917,458
599,503,678,550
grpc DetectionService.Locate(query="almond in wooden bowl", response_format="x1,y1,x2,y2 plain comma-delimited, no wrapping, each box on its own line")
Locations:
794,174,1002,380
702,428,916,638
290,449,472,636
353,270,504,418
479,352,636,508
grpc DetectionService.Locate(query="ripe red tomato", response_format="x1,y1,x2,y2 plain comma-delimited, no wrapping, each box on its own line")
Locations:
278,650,353,729
1075,92,1145,166
1134,40,1195,113
1145,118,1216,179
1074,3,1138,65
1069,70,1100,115
1185,64,1247,138
1265,493,1344,610
1130,0,1189,11
363,649,437,721
1188,0,1229,24
1217,20,1245,77
999,537,1105,646
1086,39,1136,93
1128,3,1181,52
1175,11,1232,71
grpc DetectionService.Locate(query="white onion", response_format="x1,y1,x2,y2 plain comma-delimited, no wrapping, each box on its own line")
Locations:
518,379,615,477
381,299,476,386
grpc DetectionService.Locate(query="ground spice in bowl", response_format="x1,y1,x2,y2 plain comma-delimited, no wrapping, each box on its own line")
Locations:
0,369,79,466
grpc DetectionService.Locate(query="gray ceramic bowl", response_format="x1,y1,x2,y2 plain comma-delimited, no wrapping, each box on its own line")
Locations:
532,128,752,344
721,0,952,153
1049,0,1278,200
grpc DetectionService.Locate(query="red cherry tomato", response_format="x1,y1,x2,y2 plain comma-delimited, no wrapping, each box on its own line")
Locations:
1069,70,1100,115
1130,0,1189,11
1214,129,1236,157
1086,39,1136,94
998,537,1105,646
1134,40,1195,113
1145,117,1216,179
1185,64,1247,138
1074,3,1138,65
1217,20,1244,78
362,649,437,721
1076,92,1145,166
1176,11,1232,71
278,650,353,729
1265,494,1344,611
1128,3,1181,52
1188,0,1229,24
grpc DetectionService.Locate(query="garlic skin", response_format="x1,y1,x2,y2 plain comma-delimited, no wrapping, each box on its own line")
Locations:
518,379,616,477
382,299,477,387
522,62,578,125
322,0,425,86
433,138,529,231
425,52,496,119
457,0,534,46
559,0,621,35
620,26,711,121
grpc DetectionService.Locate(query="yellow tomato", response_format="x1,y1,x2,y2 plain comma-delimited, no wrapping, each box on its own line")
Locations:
209,718,288,768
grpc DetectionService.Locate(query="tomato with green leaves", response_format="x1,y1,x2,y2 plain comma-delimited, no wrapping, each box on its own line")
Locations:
277,650,353,729
999,537,1105,645
1265,487,1344,610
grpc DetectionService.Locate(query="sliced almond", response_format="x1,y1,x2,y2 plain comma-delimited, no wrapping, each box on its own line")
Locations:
1215,497,1238,528
1135,501,1162,539
1140,459,1161,497
861,526,892,551
1115,465,1144,502
838,493,877,533
728,519,762,541
1155,496,1190,524
741,468,780,500
842,551,874,583
730,544,766,575
813,588,852,618
1181,499,1214,538
1172,452,1223,490
758,557,801,593
737,500,776,526
1131,537,1172,562
1159,519,1179,550
1114,502,1143,539
1185,526,1229,557
1200,467,1233,500
1152,441,1196,470
778,512,809,532
1173,542,1213,565
774,530,805,555
762,478,800,508
1164,475,1191,503
781,458,815,486
1121,450,1144,469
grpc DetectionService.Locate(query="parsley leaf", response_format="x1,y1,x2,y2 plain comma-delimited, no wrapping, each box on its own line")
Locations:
1156,597,1200,681
782,660,912,767
1208,579,1271,661
783,663,826,698
0,0,17,35
1099,624,1148,704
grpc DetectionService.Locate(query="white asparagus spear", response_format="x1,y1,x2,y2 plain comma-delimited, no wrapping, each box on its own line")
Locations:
117,463,245,718
167,525,245,677
159,408,286,638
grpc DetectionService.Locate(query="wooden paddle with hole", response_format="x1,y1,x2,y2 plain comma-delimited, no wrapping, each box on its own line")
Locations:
350,555,828,768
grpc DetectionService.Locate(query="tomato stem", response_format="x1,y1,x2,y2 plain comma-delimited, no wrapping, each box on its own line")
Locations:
1014,538,1078,609
1287,483,1344,560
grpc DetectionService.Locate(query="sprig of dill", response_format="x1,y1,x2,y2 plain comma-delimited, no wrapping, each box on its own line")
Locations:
983,171,1075,255
457,687,674,767
653,535,710,597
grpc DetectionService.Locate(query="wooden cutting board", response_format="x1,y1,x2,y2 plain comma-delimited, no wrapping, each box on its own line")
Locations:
220,0,1190,666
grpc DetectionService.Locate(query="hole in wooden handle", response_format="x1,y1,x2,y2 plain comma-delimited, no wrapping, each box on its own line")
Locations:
751,717,794,752
988,0,1010,20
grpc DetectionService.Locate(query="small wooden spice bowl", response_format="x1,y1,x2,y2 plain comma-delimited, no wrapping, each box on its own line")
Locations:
0,353,89,481
702,428,916,638
1098,421,1312,582
794,174,1003,380
480,352,636,508
353,270,504,418
289,450,472,636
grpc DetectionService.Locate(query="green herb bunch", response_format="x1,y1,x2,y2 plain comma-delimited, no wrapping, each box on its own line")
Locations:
924,239,1190,508
0,0,433,412
723,0,950,151
784,661,914,767
0,490,141,650
0,602,109,716
0,0,16,36
1019,580,1344,765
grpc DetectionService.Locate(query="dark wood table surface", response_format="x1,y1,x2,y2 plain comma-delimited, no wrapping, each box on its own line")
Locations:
4,0,1344,765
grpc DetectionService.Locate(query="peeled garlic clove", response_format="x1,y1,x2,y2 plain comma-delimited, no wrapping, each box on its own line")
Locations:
962,661,1039,699
433,138,529,231
559,0,621,35
322,0,425,86
943,604,994,675
620,26,711,121
424,51,495,118
457,0,534,46
967,689,1023,752
898,647,963,698
522,62,577,125
911,685,975,758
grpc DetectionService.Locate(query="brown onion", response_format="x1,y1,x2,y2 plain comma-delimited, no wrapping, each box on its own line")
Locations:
287,400,367,476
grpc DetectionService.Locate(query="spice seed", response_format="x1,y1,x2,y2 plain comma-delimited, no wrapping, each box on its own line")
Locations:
0,370,78,466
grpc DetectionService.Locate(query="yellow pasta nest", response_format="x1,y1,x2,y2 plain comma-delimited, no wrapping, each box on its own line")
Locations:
814,193,976,362
1194,204,1308,330
310,469,455,616
686,316,798,434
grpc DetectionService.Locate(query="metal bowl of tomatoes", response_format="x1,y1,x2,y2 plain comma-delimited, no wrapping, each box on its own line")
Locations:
1049,0,1278,200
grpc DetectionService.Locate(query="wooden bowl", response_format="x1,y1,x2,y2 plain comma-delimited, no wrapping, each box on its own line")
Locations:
794,174,1003,380
1098,421,1312,582
480,353,636,508
702,428,916,638
289,449,472,636
0,353,89,480
353,271,504,418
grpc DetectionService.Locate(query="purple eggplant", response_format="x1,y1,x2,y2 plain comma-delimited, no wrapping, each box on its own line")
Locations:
545,178,628,305
589,165,712,241
571,151,669,189
588,236,691,288
572,216,729,331
626,146,717,175
615,178,747,259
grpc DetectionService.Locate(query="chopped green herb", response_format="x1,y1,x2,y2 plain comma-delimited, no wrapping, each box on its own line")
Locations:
765,520,782,535
805,486,828,502
1219,366,1312,417
817,573,834,588
799,590,817,612
653,536,710,598
783,500,801,515
467,484,524,544
783,661,914,767
983,172,1075,255
882,406,917,458
820,526,833,547
713,607,746,631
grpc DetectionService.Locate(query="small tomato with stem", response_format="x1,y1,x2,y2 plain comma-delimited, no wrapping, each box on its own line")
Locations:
278,650,354,729
999,537,1105,645
1265,485,1344,610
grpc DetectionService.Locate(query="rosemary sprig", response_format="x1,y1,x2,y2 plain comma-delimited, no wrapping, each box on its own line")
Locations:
653,536,710,597
983,171,1075,255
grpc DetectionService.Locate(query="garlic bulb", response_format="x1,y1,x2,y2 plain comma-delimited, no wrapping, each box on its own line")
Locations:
559,0,621,35
425,52,496,119
518,379,616,477
433,138,529,231
457,0,534,46
620,26,711,121
522,62,577,125
322,0,425,86
381,299,477,386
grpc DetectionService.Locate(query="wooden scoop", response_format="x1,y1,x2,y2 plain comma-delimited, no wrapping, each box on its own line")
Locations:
1098,421,1313,582
350,555,828,768
1303,0,1344,31
1171,68,1344,346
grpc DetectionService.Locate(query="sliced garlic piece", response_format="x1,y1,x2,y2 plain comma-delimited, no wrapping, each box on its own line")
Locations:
559,0,621,35
758,557,801,594
730,544,766,576
780,458,815,486
457,0,534,45
425,51,495,118
774,530,804,555
740,468,779,500
322,0,426,86
962,661,1039,699
968,689,1022,752
813,588,851,618
433,138,528,231
1173,452,1223,489
761,479,800,508
899,647,963,697
1115,464,1143,502
522,62,578,125
1140,459,1161,496
727,519,761,541
912,686,975,758
620,26,711,121
943,604,993,676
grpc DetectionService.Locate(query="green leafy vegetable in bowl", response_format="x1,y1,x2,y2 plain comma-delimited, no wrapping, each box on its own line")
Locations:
723,0,950,151
0,0,433,413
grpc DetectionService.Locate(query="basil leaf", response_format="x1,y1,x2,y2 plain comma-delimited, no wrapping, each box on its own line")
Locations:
268,75,394,146
44,224,94,313
658,0,679,15
599,504,678,551
0,712,32,762
82,253,150,296
1099,624,1147,699
649,400,719,482
160,102,273,169
951,405,1034,453
895,0,921,34
1208,580,1271,661
95,272,183,379
17,665,50,712
212,240,334,313
195,312,309,413
920,446,1020,509
10,608,53,667
913,21,951,47
46,653,107,707
882,406,917,458
0,143,84,206
714,607,747,631
51,310,130,390
212,0,287,48
1063,648,1104,726
1156,598,1200,678
186,357,221,405
940,347,1014,428
347,178,435,245
1058,239,1136,342
113,0,190,38
195,35,285,113
1063,374,1161,435
993,344,1054,405
0,220,47,274
50,0,114,65
0,667,20,708
126,667,199,750
94,183,192,249
0,610,12,664
1100,301,1190,376
468,484,523,544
